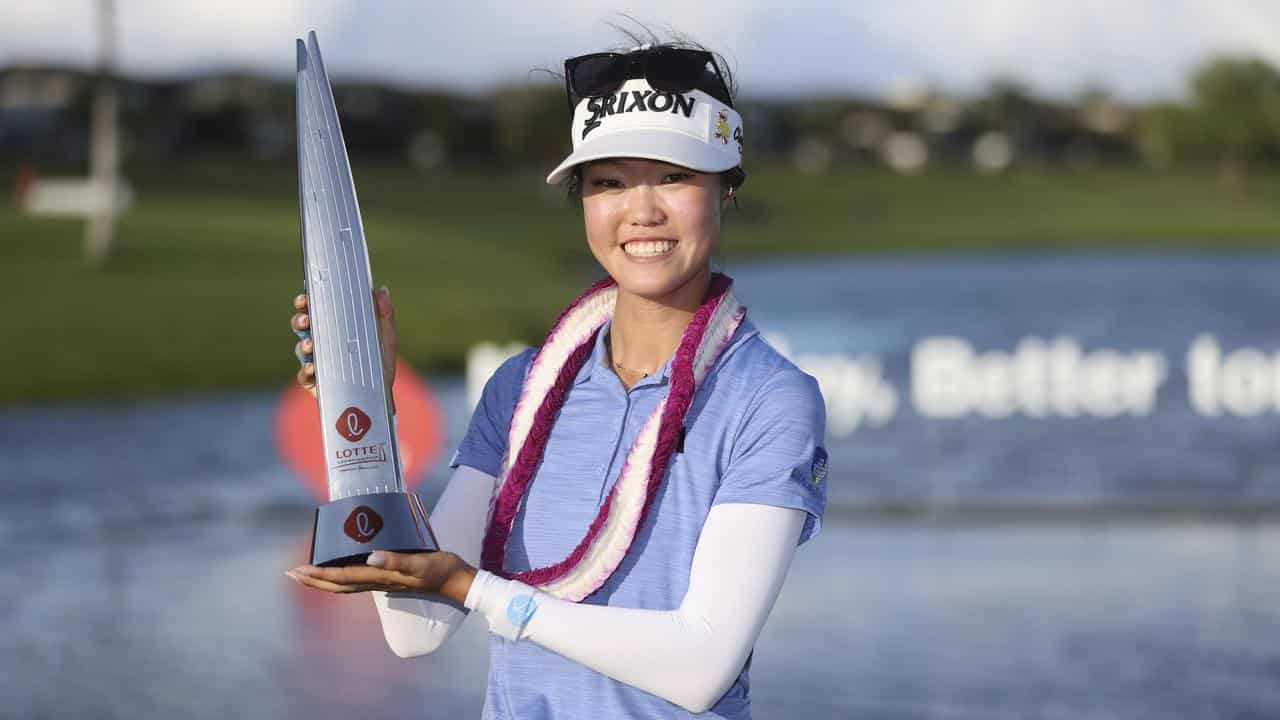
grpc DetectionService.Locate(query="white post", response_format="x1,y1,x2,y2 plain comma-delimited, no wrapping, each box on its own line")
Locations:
85,0,119,262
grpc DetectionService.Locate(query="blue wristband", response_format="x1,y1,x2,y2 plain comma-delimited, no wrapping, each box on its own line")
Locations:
507,594,539,634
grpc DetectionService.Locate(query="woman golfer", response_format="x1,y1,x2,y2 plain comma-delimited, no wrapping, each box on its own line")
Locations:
286,35,829,719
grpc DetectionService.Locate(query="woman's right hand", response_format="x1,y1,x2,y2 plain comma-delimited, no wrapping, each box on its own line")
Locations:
292,286,398,399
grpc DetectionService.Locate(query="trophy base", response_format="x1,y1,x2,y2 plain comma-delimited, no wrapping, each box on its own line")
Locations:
310,491,439,567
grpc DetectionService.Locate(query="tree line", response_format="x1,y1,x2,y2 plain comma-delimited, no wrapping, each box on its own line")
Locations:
2,54,1278,176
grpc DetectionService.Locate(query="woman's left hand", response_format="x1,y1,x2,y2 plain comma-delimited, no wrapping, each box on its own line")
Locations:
287,550,477,606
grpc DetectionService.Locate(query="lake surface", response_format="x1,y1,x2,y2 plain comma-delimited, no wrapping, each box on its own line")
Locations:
3,251,1279,718
5,514,1278,719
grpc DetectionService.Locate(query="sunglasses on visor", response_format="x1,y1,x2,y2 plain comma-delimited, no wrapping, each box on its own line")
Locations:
563,47,734,111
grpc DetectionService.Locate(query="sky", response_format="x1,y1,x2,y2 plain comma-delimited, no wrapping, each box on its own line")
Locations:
4,0,1280,101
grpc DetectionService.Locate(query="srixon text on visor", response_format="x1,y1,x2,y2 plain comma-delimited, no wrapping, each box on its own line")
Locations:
582,91,697,138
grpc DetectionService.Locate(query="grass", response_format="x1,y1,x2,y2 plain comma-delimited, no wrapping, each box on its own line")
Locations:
4,159,1280,406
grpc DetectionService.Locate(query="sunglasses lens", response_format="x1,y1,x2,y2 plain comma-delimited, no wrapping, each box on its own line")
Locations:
570,55,625,97
645,49,711,92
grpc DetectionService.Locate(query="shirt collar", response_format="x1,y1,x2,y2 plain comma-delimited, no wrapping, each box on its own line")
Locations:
574,315,758,388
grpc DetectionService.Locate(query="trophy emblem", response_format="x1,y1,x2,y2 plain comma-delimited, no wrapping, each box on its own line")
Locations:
296,31,438,566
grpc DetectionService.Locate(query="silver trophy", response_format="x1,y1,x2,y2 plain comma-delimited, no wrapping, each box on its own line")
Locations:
296,31,438,566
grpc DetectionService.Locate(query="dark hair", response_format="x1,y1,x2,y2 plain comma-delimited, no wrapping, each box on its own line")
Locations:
548,17,746,203
565,166,743,204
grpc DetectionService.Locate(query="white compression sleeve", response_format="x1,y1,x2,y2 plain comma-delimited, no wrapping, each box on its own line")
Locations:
463,503,807,714
371,463,496,657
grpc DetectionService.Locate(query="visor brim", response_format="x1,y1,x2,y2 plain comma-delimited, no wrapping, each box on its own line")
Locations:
545,128,741,185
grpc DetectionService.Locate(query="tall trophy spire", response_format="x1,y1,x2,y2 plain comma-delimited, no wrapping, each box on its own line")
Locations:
297,31,437,566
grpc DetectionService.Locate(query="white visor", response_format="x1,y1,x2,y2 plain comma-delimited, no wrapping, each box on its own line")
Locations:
545,78,744,185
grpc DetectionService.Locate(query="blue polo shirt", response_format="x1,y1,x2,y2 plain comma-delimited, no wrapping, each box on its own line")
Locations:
448,314,828,719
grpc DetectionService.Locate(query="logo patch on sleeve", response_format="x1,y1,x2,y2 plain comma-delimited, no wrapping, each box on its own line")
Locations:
810,447,828,485
507,594,539,627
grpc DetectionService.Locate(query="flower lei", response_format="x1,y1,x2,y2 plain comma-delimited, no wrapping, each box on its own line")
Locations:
480,272,747,601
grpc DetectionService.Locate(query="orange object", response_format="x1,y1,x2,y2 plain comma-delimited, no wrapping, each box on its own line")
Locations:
275,358,442,500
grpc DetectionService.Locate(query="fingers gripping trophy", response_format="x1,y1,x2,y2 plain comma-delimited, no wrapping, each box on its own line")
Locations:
294,31,438,566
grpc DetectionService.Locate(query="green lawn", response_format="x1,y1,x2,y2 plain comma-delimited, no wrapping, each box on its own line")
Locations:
4,160,1279,405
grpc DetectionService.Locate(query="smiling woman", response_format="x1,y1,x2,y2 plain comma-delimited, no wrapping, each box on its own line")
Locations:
580,158,732,313
287,24,828,720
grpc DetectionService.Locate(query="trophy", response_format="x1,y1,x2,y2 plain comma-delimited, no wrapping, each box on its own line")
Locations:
296,31,439,566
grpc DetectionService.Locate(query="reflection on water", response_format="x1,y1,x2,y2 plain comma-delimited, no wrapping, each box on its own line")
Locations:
762,523,1280,719
2,517,1277,719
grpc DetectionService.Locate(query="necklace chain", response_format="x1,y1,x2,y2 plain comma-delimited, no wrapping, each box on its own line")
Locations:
612,359,650,378
608,330,651,377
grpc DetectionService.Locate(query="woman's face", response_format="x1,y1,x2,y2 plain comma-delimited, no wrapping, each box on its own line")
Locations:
580,158,731,302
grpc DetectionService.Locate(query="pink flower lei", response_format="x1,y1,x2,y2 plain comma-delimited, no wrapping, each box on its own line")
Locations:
480,272,747,601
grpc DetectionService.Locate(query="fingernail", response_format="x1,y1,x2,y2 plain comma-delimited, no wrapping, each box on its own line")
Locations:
380,285,390,299
284,570,300,582
366,552,386,567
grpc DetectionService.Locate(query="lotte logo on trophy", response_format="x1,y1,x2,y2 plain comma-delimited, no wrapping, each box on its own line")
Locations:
336,407,372,442
295,31,438,566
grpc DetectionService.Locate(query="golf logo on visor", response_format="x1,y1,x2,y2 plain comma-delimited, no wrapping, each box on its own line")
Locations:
715,110,731,144
582,90,697,139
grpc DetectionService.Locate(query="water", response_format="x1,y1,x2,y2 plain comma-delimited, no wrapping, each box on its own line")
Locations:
6,517,1277,719
3,251,1279,718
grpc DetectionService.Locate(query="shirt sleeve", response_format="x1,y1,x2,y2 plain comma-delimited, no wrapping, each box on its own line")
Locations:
463,502,807,714
711,367,828,546
447,348,535,477
371,463,496,657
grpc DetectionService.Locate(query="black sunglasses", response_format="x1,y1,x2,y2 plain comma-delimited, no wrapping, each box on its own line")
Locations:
563,47,733,111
